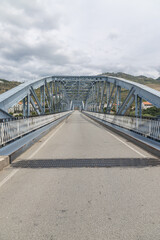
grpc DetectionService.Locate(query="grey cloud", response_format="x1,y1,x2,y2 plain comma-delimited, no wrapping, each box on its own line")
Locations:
0,1,62,31
107,32,119,40
0,0,160,82
1,41,70,65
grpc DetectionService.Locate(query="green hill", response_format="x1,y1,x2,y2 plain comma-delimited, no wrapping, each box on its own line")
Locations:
102,72,160,85
101,72,160,91
0,79,20,94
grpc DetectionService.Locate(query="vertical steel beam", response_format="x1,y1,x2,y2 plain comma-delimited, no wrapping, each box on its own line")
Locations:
135,94,138,117
27,93,30,117
116,86,121,113
70,100,72,110
49,82,54,112
57,82,61,112
135,95,142,117
94,83,97,111
105,82,116,113
94,82,97,111
97,81,101,112
40,86,43,106
40,85,45,114
77,80,80,103
91,83,94,111
43,85,45,113
139,97,142,117
54,82,58,112
23,98,26,117
45,80,52,112
59,82,62,112
103,81,110,112
100,81,106,112
107,82,110,106
62,90,64,111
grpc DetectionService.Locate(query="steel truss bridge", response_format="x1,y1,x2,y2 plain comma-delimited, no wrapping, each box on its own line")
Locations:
1,76,160,240
0,75,160,119
0,75,160,148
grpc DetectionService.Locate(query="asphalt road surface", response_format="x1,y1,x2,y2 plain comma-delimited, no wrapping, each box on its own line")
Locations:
0,111,160,240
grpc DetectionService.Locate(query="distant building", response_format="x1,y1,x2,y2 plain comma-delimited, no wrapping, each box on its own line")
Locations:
142,101,153,109
8,101,35,114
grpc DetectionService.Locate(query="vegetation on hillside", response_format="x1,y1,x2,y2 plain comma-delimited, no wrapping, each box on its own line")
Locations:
0,78,20,94
101,72,160,90
142,107,160,118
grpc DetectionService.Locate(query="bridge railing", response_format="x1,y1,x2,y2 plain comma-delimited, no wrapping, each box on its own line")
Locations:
83,111,160,141
0,111,72,147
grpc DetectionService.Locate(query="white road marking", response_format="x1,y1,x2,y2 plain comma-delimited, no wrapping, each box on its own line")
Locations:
28,121,65,159
84,113,147,158
0,121,66,189
105,130,147,158
0,169,19,188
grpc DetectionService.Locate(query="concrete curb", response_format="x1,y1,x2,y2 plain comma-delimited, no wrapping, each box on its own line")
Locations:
0,113,72,170
0,156,10,171
83,112,160,158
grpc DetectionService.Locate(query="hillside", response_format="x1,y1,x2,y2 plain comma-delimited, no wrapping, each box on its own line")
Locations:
0,79,20,94
101,72,160,91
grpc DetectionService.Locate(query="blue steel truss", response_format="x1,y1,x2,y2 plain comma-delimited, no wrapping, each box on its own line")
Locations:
0,75,160,119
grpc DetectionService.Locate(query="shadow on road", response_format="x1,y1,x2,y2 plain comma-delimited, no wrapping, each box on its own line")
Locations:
11,158,160,168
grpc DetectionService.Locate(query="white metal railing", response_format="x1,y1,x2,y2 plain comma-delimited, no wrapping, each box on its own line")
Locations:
0,111,72,146
84,111,160,141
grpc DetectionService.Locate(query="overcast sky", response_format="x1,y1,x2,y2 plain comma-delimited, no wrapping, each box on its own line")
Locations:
0,0,160,82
